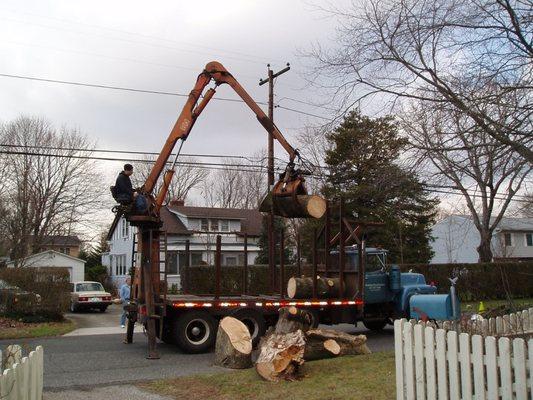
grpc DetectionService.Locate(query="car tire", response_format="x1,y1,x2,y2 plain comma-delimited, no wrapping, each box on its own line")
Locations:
99,306,108,313
363,319,388,331
173,311,217,354
232,309,267,347
70,302,78,313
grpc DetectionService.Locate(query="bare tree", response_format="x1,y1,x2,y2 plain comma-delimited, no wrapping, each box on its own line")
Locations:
133,155,209,203
307,0,533,163
202,154,267,209
402,101,531,262
0,116,104,261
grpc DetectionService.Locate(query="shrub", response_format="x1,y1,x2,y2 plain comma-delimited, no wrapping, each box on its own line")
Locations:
183,264,313,295
400,262,533,301
0,267,70,321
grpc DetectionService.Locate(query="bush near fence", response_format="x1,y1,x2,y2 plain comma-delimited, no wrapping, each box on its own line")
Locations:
184,264,314,295
400,262,533,301
0,267,71,321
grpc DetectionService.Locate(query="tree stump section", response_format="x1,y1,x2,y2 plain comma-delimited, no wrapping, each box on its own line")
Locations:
287,276,341,299
255,307,312,381
259,194,326,219
214,316,253,369
304,328,371,361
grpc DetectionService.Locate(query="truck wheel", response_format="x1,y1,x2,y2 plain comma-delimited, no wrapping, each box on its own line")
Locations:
305,309,320,328
174,311,217,353
363,319,388,331
232,309,266,346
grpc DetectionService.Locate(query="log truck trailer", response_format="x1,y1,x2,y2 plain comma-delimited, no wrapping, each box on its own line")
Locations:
114,61,460,358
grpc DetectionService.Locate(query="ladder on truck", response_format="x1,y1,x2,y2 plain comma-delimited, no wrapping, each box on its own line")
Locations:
128,229,169,346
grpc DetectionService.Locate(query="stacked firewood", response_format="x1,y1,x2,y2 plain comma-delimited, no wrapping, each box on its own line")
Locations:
214,307,370,381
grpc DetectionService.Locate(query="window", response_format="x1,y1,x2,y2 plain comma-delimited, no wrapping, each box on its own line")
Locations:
504,233,512,246
221,220,229,232
59,247,70,255
76,282,104,292
121,219,129,238
167,252,178,275
526,233,533,247
210,219,219,231
191,252,203,266
225,256,237,266
201,218,208,231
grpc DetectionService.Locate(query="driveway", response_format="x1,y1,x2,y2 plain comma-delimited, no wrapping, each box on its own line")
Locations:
0,305,394,392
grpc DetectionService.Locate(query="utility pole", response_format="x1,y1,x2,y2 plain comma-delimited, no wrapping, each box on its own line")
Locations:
259,63,290,294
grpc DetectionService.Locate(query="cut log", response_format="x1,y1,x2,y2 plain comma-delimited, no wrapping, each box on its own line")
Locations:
259,193,326,219
255,329,306,382
275,306,313,334
304,328,371,361
287,276,341,299
255,307,312,381
214,316,253,369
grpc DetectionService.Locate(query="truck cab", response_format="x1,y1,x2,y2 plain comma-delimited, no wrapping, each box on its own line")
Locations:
342,247,438,330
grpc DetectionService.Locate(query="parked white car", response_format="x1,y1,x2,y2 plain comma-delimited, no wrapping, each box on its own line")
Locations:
70,281,112,313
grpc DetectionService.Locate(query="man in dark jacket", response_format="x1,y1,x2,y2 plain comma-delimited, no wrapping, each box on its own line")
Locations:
114,164,136,205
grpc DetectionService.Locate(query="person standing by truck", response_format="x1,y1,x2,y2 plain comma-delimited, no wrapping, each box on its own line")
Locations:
119,277,131,328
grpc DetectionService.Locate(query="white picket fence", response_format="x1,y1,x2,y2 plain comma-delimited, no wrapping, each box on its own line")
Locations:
395,309,533,400
0,345,43,400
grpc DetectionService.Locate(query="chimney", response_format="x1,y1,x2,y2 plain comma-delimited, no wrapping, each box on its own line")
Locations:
169,199,185,208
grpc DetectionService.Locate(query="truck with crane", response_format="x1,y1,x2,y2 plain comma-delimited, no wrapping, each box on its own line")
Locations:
111,61,460,358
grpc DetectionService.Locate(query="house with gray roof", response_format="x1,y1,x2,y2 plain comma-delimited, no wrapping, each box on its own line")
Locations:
102,200,263,288
430,215,533,263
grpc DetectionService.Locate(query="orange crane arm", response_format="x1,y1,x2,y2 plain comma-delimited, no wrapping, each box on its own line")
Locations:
142,61,299,211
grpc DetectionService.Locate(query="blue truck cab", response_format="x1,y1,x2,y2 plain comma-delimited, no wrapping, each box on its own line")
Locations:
341,247,459,329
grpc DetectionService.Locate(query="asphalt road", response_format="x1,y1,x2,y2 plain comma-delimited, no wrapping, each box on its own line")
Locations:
0,304,394,390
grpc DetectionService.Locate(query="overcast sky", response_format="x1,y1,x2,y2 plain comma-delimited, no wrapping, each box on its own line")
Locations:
0,0,341,158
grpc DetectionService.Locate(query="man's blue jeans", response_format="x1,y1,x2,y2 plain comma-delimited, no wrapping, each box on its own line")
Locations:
120,304,127,326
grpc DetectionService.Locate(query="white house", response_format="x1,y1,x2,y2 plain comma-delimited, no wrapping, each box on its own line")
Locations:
102,200,263,288
430,215,533,263
6,250,86,282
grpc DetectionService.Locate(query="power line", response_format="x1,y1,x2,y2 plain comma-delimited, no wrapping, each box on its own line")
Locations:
1,148,530,204
0,143,264,162
0,72,328,119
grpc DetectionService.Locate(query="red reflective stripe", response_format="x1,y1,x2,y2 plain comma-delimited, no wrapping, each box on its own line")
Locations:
171,299,365,308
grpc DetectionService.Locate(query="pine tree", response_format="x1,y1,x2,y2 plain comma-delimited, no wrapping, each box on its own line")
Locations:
321,110,437,264
255,215,293,264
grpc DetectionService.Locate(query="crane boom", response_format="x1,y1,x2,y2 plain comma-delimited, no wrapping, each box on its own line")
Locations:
142,61,299,202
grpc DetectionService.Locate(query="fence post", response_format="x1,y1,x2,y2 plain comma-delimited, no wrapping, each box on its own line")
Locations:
403,322,415,400
472,335,486,400
424,327,436,400
498,337,513,399
394,319,405,400
485,336,498,400
413,324,425,400
459,333,473,400
435,329,448,400
512,338,528,400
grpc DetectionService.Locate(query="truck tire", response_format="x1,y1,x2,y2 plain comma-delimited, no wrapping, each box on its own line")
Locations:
174,311,217,353
305,308,320,328
232,309,266,346
363,319,388,331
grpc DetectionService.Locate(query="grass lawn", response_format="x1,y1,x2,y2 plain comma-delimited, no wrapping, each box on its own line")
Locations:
141,351,396,400
461,297,533,313
0,318,76,340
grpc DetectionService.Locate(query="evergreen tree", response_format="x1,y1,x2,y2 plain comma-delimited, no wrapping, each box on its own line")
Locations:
255,215,293,264
321,110,437,264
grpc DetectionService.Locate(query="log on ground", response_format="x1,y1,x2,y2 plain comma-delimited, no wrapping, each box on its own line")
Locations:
255,329,306,382
287,276,341,299
304,328,371,361
214,316,253,369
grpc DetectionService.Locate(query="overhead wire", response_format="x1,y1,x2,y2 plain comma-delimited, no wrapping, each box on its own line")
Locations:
0,148,530,204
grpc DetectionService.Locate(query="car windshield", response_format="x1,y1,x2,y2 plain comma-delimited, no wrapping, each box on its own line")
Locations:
0,279,17,290
76,282,104,292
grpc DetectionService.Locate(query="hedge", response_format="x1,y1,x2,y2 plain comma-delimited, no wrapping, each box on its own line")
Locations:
184,262,532,302
400,262,533,302
183,264,314,295
0,267,71,321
